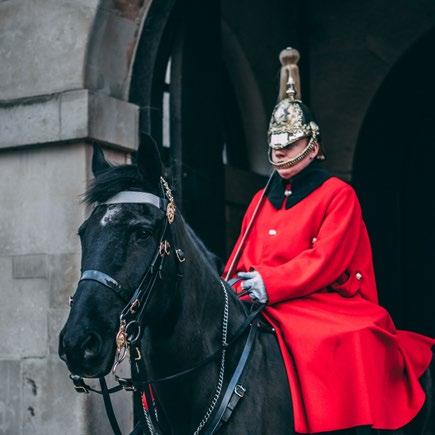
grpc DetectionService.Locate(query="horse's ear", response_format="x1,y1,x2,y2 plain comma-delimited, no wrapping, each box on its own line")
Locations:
136,135,163,186
92,144,111,176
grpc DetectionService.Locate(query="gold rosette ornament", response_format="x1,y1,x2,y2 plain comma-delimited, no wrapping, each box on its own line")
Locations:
160,177,176,224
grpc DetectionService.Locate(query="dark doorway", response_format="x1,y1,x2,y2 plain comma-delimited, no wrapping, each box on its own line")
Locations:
353,28,435,337
131,0,226,257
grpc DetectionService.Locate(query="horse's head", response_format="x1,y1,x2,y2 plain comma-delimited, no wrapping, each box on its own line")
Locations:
59,139,178,378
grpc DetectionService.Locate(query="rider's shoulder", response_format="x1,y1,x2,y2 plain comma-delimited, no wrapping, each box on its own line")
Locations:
322,176,357,197
321,177,361,211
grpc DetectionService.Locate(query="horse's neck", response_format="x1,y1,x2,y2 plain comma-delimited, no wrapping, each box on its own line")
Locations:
149,219,245,367
147,219,246,430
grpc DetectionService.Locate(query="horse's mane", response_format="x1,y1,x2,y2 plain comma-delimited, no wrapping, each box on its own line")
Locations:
83,164,223,273
184,224,224,275
83,164,157,205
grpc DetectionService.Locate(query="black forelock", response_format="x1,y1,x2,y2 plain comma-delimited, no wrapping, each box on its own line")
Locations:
83,164,160,205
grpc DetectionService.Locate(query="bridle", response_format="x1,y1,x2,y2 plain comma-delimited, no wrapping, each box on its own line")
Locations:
67,176,267,435
73,176,180,365
68,177,183,430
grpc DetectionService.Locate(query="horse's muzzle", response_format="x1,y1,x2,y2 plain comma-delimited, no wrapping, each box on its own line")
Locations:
59,328,110,377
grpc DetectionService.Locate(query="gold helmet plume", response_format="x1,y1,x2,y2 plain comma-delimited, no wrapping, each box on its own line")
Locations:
278,47,301,102
268,47,326,169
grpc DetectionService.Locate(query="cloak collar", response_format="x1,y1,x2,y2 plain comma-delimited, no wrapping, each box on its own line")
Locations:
267,160,332,209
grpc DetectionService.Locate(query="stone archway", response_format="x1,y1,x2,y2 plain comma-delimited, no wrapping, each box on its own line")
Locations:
353,27,435,337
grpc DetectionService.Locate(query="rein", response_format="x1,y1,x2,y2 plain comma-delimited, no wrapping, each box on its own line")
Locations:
128,303,264,387
67,177,265,435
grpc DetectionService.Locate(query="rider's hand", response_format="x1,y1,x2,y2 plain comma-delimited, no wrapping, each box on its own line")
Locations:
238,270,268,304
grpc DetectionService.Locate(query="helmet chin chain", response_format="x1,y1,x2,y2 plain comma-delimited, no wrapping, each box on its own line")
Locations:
268,136,324,170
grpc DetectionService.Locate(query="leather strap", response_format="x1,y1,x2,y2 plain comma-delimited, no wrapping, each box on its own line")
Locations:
80,270,130,302
70,374,123,395
100,377,122,435
221,385,245,424
131,346,161,432
130,304,264,387
204,323,258,434
103,191,165,210
227,277,251,298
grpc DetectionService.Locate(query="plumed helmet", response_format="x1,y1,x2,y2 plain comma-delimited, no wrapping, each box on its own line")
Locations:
268,48,326,164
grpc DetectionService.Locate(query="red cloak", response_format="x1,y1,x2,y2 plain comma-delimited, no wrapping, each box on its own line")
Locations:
224,176,434,433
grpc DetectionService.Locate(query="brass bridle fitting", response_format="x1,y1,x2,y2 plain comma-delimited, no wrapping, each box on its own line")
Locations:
160,177,176,224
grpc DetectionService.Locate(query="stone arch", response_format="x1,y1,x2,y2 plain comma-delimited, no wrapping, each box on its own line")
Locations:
352,26,435,336
221,20,268,175
308,1,435,177
84,0,157,100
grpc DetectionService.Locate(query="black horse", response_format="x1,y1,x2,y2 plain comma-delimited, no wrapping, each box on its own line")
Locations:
59,140,433,435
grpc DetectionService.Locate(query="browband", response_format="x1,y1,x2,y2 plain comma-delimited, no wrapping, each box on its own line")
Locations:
102,191,165,210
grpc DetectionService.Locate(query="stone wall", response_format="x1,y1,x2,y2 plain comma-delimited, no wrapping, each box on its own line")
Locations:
0,144,135,434
0,0,148,433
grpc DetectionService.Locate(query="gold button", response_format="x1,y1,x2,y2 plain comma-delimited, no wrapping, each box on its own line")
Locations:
311,237,317,244
355,272,362,280
268,229,277,236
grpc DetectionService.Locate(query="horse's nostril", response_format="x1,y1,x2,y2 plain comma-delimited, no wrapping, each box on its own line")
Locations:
81,332,103,360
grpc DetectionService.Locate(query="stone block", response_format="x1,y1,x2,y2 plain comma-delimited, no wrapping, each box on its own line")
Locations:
0,90,138,151
59,89,89,141
0,257,49,358
89,92,139,151
0,145,87,256
0,360,21,435
0,255,12,280
48,253,81,309
47,308,69,355
0,96,61,148
0,0,98,101
22,356,86,435
12,254,48,279
22,356,133,435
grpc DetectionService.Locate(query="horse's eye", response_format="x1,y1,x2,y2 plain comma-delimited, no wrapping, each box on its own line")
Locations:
134,229,152,242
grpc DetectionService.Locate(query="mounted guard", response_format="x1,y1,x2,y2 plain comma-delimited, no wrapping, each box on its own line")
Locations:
224,47,435,433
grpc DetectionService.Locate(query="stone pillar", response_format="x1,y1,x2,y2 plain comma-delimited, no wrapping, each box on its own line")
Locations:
0,90,138,434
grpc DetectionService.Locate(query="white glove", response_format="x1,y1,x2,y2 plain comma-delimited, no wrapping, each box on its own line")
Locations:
238,271,268,304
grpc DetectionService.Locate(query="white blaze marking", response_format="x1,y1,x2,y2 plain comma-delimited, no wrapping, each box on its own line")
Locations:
100,206,121,226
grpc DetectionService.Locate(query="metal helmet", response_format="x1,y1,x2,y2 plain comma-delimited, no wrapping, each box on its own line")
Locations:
268,48,326,169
